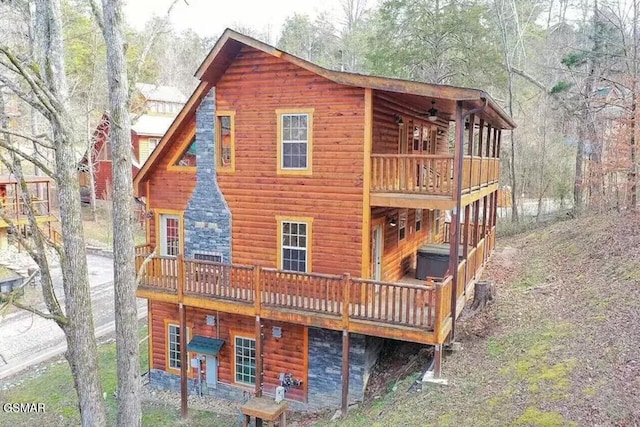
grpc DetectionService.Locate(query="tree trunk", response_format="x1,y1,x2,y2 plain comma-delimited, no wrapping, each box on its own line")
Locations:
34,1,107,425
86,109,97,221
101,0,141,425
471,280,495,311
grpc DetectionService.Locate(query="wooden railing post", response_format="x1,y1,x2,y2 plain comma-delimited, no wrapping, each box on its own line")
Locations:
342,273,351,328
433,281,442,339
254,266,261,314
177,254,184,300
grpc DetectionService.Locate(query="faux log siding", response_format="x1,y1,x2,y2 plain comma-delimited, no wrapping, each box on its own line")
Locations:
372,207,446,283
215,47,365,276
150,302,307,402
372,94,449,155
146,115,197,248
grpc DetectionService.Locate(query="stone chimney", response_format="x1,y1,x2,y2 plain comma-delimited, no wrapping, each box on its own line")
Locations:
183,88,232,262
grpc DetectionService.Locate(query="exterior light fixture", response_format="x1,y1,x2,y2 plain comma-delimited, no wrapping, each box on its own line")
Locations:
427,100,438,122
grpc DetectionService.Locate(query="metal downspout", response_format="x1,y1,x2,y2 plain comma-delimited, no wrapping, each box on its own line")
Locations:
450,97,489,342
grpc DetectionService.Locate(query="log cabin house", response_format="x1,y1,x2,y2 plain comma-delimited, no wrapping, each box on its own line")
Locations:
133,29,515,412
79,84,186,201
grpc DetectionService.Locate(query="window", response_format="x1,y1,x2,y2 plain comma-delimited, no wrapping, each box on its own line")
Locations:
193,252,222,263
277,109,314,175
277,217,312,273
216,111,235,172
282,221,308,272
234,336,256,385
416,209,423,232
168,323,181,369
174,136,196,167
160,214,180,256
431,210,441,237
148,138,159,153
399,210,407,241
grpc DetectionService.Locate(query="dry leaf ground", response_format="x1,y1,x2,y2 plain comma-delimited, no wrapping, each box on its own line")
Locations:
331,211,640,427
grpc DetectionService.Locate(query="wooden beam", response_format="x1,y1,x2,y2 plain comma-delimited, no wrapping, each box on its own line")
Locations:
433,344,442,378
485,124,492,158
255,316,263,397
463,204,470,261
467,114,475,156
369,193,456,210
362,88,373,278
341,330,350,417
179,303,188,419
473,200,480,247
482,196,488,262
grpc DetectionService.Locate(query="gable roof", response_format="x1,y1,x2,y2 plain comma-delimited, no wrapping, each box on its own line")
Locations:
131,114,176,137
135,83,187,104
133,29,515,195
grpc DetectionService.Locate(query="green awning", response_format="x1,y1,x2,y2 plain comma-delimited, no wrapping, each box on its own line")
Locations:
187,336,224,356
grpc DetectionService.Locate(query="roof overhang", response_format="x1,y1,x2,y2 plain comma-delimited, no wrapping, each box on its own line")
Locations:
135,29,516,195
187,336,224,356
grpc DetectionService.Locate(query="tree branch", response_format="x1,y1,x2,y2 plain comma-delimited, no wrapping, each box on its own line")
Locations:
0,72,50,119
88,0,105,32
126,0,182,104
0,127,55,149
0,139,56,179
0,47,62,119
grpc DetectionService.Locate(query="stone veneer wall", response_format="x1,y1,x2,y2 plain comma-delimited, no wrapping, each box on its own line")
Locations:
307,328,383,410
184,88,232,261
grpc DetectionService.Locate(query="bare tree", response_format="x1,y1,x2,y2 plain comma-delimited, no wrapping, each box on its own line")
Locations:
95,0,141,424
0,0,107,425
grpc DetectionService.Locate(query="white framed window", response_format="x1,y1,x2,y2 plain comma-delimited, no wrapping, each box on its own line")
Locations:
277,109,314,175
168,323,181,369
234,336,256,385
281,221,308,273
399,210,407,241
148,138,160,153
416,209,423,232
282,114,308,169
160,214,180,257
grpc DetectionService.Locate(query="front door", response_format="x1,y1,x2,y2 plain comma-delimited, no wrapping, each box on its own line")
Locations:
371,224,383,281
159,214,180,257
206,356,217,389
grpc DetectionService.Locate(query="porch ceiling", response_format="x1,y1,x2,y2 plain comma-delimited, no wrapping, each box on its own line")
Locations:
377,90,513,130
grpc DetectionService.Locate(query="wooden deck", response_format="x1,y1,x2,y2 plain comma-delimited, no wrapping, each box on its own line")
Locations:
135,226,496,345
369,154,499,209
0,177,55,228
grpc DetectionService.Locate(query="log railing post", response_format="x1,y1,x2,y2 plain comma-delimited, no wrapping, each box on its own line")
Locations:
342,273,351,328
177,254,184,301
254,266,261,315
433,281,442,339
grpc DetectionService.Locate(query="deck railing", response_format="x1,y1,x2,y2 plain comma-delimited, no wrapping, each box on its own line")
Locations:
461,157,499,193
371,154,454,195
135,247,451,331
349,277,439,328
0,178,52,224
370,154,499,196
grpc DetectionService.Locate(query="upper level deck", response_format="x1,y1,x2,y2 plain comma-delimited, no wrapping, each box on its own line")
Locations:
370,154,499,210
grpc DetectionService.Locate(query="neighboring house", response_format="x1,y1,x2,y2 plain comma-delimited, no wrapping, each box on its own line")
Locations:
79,84,186,201
0,173,56,250
133,29,515,411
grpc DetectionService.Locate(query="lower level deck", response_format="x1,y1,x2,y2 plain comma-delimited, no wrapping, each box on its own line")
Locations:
136,225,495,346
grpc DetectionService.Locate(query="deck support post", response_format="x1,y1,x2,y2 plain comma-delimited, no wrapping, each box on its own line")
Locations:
433,344,442,378
255,315,263,397
179,303,188,419
341,330,350,417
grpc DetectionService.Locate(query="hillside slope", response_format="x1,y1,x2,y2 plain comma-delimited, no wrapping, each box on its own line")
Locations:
334,212,640,426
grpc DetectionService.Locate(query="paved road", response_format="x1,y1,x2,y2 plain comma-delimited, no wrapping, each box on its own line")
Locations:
0,254,147,381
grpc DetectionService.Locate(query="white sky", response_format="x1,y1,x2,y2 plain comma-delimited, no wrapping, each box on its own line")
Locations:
124,0,348,40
